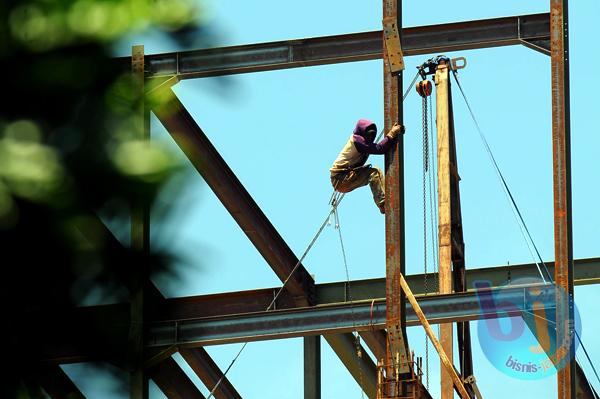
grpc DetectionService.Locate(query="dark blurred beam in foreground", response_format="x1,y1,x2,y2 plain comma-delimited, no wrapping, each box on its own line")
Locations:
35,365,84,399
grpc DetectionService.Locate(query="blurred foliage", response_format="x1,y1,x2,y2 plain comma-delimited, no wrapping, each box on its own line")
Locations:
0,0,209,396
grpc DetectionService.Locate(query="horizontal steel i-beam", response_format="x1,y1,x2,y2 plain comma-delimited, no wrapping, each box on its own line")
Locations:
125,13,549,79
34,259,600,363
148,283,557,348
156,257,600,319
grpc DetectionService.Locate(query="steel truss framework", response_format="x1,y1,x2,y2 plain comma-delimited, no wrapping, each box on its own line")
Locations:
31,3,596,399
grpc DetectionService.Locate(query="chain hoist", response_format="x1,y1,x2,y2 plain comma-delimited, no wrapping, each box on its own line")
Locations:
416,72,433,390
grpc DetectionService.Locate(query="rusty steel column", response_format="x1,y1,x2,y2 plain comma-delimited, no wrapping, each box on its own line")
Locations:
434,60,454,399
383,0,410,381
550,1,575,398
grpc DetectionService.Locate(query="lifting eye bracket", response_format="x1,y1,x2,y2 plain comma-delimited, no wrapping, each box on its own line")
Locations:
417,55,467,78
451,56,467,71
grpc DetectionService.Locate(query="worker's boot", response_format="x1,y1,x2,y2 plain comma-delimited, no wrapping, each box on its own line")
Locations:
377,201,385,214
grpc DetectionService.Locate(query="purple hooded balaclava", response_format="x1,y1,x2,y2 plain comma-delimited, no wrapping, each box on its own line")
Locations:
353,119,377,142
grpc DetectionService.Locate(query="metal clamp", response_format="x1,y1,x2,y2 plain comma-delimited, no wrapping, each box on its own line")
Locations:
382,17,405,75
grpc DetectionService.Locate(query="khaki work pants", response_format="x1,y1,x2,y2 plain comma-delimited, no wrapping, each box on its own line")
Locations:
331,166,385,208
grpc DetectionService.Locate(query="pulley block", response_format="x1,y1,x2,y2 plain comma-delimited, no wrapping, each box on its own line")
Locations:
416,80,432,97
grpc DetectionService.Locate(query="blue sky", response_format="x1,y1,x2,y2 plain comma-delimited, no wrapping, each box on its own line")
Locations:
64,1,600,398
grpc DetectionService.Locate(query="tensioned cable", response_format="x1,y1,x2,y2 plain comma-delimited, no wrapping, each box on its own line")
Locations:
520,309,600,392
206,195,343,398
450,69,552,283
333,208,365,399
207,71,421,399
576,351,600,399
375,71,421,143
575,329,600,392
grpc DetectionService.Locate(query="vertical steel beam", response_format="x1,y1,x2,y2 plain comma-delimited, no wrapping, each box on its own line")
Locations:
550,1,575,398
383,0,410,379
304,336,321,399
130,44,149,399
434,61,454,399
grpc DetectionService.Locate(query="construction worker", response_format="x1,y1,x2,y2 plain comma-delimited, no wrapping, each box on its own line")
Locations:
330,119,404,214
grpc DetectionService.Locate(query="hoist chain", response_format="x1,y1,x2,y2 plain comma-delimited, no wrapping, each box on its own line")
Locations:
421,93,430,390
422,96,429,173
422,94,429,299
429,95,438,294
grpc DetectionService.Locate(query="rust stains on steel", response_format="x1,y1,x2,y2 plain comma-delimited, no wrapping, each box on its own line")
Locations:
383,0,410,383
550,0,575,398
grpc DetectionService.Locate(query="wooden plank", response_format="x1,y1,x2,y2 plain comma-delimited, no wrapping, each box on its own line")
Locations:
398,273,470,399
435,60,454,399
